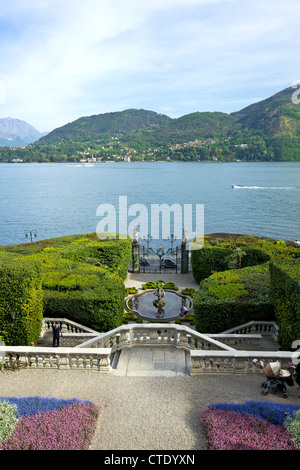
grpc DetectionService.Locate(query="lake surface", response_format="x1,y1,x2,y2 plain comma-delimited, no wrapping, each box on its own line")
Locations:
0,161,299,247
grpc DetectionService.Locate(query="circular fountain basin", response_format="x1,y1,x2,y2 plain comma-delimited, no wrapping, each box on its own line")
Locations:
125,289,192,321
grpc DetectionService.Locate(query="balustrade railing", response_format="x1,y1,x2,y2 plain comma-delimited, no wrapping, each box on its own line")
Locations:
41,318,99,335
221,321,279,340
78,324,236,352
190,350,294,375
0,320,288,375
0,346,111,372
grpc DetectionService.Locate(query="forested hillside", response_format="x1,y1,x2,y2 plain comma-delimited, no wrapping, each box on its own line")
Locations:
1,86,300,162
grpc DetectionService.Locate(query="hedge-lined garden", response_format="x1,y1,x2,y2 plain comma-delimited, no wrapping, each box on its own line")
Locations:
193,264,274,333
0,233,132,344
0,258,43,346
191,233,299,283
192,233,300,346
269,259,300,350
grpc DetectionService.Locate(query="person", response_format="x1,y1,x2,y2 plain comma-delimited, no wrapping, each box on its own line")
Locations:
180,307,186,317
52,323,62,347
30,341,39,364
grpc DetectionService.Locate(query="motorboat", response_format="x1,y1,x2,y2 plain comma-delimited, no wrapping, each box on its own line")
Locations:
232,184,245,188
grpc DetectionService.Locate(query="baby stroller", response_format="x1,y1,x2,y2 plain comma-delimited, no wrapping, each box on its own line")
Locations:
261,361,294,399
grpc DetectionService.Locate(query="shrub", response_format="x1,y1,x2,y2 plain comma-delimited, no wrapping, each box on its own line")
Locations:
0,400,18,442
0,258,43,345
269,259,300,350
191,233,299,283
193,264,274,333
181,288,195,297
43,273,125,331
142,280,179,291
0,233,131,334
285,409,300,448
125,287,138,296
57,236,131,280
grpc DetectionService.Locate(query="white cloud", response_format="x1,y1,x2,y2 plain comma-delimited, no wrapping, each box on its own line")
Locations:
0,0,300,130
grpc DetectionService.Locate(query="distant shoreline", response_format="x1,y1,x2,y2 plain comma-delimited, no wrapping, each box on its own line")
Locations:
1,159,300,164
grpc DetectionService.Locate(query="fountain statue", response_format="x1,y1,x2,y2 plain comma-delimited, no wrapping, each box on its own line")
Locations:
125,282,192,321
153,284,165,308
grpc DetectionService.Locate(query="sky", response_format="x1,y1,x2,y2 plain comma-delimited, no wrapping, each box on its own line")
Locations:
0,0,300,133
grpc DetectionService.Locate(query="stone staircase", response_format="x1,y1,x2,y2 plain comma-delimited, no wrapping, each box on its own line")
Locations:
111,347,191,376
32,318,281,376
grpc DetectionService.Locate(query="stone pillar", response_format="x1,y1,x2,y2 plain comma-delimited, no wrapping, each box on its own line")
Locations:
131,239,140,273
181,240,189,274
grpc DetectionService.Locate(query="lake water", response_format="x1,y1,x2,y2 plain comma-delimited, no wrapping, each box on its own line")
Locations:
0,161,299,248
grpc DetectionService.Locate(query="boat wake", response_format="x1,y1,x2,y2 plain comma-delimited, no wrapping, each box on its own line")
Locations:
232,185,295,190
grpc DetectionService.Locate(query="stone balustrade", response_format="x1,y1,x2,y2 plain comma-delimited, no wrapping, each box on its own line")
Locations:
190,350,294,375
221,321,279,340
0,346,111,372
78,323,237,352
207,333,262,350
41,317,99,336
0,320,289,375
40,318,100,347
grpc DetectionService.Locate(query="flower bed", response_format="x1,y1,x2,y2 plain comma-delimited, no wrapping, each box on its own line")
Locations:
0,396,99,450
200,400,300,450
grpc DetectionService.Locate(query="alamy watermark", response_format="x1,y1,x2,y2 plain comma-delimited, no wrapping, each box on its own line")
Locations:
96,196,204,249
292,80,300,104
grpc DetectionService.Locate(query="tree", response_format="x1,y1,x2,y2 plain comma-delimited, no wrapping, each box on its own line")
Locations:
226,247,247,269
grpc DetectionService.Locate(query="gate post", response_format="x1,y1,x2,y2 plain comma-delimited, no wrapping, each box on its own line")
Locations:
181,240,189,273
131,239,140,273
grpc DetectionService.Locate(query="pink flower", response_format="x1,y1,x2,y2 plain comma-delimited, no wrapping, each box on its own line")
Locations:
1,402,99,450
200,407,297,451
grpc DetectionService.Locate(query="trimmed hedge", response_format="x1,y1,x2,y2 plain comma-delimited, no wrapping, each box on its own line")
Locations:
193,264,274,333
3,233,131,281
191,233,299,283
269,259,300,350
0,233,131,334
0,258,43,346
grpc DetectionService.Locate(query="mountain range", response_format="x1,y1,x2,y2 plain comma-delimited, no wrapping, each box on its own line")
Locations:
1,86,300,161
0,117,47,147
37,86,300,160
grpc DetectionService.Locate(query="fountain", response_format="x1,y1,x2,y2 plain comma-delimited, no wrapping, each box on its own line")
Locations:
125,283,192,321
153,284,165,308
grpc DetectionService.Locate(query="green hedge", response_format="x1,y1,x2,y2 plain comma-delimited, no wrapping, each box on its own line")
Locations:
51,236,131,280
193,264,274,333
269,259,300,350
0,258,43,345
191,234,299,283
0,233,131,334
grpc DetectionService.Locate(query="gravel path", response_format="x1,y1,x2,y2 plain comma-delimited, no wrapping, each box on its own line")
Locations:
1,369,299,451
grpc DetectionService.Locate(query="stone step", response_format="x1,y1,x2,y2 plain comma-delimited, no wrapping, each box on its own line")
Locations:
112,346,190,376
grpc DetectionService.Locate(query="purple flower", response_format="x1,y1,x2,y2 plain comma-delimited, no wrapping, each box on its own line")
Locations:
200,407,297,450
1,402,99,450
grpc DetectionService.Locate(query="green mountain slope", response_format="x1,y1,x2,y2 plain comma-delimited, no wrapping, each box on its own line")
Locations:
232,87,300,138
232,86,300,160
1,86,300,162
39,109,171,144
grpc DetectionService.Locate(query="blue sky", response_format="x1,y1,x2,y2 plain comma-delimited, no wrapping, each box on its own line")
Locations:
0,0,300,132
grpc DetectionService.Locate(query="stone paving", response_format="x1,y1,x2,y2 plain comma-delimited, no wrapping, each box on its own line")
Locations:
125,271,199,290
113,346,191,377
